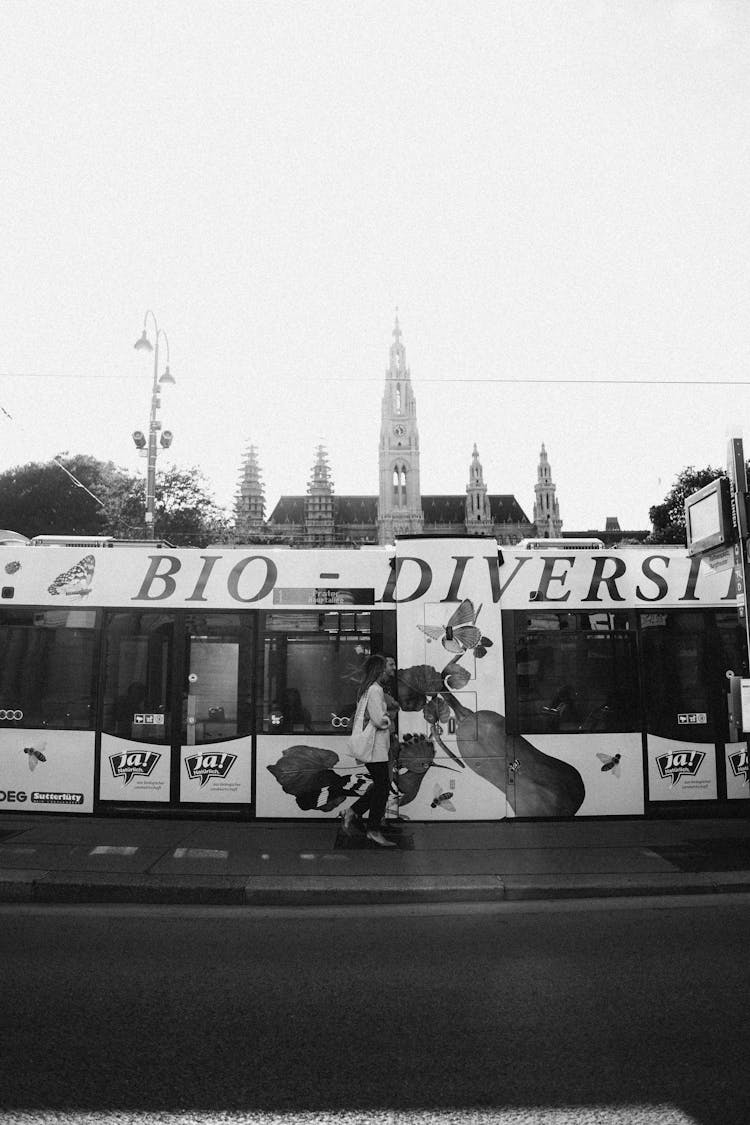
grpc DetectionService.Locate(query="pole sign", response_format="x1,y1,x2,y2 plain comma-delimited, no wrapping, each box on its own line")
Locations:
727,437,750,626
686,437,750,739
726,435,750,734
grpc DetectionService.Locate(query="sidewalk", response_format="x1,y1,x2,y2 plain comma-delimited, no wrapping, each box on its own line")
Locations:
2,813,750,906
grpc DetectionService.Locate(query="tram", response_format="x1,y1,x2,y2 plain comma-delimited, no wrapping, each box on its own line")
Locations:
0,534,746,821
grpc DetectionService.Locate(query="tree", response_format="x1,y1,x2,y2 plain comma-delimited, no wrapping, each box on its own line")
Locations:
0,455,231,546
0,454,138,539
148,465,232,547
648,465,724,544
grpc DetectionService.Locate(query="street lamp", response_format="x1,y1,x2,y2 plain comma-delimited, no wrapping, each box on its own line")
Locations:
133,310,176,539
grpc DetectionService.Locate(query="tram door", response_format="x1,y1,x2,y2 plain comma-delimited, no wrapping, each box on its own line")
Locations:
99,611,178,806
178,614,255,810
99,611,255,812
640,609,743,806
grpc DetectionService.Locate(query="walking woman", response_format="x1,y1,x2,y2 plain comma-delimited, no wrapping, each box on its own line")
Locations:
343,654,396,847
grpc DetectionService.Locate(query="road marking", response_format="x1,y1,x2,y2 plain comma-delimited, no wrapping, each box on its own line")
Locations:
89,846,138,856
172,848,229,860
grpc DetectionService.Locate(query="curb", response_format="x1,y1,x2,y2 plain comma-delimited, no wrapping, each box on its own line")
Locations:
242,875,506,906
3,871,750,906
0,872,247,906
500,871,749,899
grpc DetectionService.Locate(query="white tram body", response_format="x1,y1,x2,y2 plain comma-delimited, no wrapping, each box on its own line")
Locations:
0,535,745,819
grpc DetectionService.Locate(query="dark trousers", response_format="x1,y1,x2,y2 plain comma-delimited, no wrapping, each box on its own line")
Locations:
350,760,390,830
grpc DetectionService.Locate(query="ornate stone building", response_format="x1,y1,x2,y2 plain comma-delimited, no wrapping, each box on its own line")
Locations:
234,318,565,547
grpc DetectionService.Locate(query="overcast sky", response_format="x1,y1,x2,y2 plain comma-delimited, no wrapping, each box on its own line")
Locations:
1,0,749,532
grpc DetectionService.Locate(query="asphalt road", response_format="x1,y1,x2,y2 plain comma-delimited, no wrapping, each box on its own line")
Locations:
1,897,748,1125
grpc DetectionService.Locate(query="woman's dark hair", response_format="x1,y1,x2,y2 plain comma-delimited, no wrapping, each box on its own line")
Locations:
357,654,387,700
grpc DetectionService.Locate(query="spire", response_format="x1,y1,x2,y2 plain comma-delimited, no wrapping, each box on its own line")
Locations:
234,442,265,540
465,443,492,533
305,444,335,544
389,310,407,376
537,442,550,482
470,443,483,485
384,313,416,415
307,444,334,495
533,442,562,538
378,314,423,542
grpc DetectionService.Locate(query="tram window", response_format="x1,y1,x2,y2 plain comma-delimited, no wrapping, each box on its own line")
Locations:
262,610,391,734
515,612,638,734
715,611,746,680
102,612,175,743
523,612,631,632
0,608,97,729
640,610,738,742
183,614,254,745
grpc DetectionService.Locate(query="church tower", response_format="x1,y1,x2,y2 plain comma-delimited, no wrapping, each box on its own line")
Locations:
305,444,335,544
465,444,492,534
377,315,424,543
234,442,265,541
533,443,563,538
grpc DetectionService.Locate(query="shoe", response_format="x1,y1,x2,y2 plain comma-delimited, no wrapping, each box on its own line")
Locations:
366,830,397,848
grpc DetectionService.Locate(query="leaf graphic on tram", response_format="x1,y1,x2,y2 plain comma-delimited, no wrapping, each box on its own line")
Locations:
267,744,369,813
423,695,451,727
267,745,340,795
442,655,471,691
395,665,446,711
440,692,585,817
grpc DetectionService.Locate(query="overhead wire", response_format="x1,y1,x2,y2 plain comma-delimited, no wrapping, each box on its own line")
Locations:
1,370,749,386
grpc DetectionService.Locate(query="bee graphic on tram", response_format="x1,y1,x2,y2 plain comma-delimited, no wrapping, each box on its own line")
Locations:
596,752,621,777
430,783,456,812
23,746,47,771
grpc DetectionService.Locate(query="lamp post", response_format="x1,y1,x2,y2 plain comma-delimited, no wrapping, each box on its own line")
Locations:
133,310,175,540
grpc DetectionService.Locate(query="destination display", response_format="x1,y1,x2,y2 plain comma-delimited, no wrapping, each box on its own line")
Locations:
273,587,375,605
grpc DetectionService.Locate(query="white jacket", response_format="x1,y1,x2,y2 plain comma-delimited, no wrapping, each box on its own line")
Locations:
362,682,391,763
